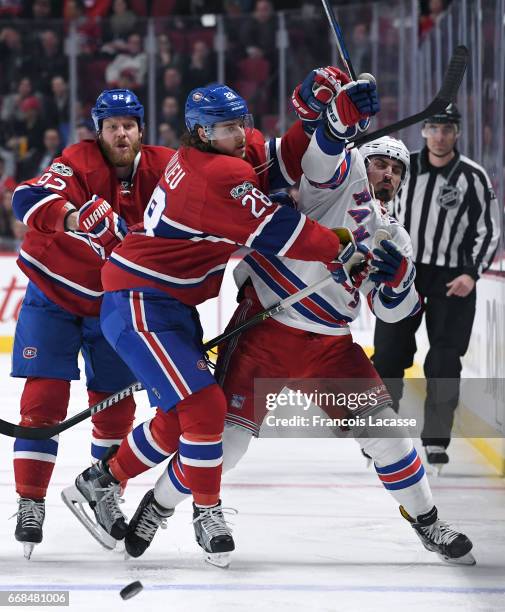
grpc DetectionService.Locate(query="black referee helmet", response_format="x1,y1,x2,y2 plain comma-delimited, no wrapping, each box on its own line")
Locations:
423,103,461,126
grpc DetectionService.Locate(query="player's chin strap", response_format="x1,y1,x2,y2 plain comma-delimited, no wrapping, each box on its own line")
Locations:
1,267,351,441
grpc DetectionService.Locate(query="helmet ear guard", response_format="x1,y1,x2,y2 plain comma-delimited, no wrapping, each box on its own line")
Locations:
91,89,144,132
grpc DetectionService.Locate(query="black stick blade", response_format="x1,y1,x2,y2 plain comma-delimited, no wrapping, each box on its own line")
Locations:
436,45,469,105
351,45,469,149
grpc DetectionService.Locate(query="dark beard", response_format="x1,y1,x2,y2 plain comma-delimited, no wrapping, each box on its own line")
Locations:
375,187,392,202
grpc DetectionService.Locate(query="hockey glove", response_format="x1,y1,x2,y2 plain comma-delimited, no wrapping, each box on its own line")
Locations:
269,191,297,209
292,66,350,135
369,239,416,298
326,227,356,284
76,195,128,255
325,79,379,140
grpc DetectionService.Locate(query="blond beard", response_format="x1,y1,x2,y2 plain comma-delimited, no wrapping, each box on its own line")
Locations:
99,136,141,167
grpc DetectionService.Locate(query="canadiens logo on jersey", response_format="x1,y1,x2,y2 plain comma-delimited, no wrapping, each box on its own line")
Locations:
230,181,253,200
23,347,37,359
436,183,462,210
49,162,73,177
196,359,208,371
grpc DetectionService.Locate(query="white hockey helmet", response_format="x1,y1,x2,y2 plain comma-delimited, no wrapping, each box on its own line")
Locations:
360,136,410,193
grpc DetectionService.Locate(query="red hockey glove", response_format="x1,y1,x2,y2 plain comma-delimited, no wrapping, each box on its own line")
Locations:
292,66,350,135
75,195,127,257
326,79,379,140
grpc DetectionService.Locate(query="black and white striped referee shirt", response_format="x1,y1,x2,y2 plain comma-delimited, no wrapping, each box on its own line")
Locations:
394,147,500,279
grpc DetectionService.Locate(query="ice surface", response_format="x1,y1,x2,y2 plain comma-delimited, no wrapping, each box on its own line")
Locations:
0,355,504,612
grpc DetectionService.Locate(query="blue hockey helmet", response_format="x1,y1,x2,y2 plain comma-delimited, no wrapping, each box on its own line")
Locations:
185,84,250,133
91,89,144,132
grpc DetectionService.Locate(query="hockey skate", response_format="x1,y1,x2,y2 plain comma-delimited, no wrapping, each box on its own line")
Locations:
400,505,475,565
12,498,45,560
192,501,236,568
61,446,128,550
125,489,174,558
425,445,449,476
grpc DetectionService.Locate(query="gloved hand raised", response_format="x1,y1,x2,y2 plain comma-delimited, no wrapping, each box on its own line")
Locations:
292,66,350,135
325,78,379,140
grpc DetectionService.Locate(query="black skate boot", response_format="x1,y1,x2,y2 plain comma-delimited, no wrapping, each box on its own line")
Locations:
425,446,449,475
192,501,235,568
400,505,475,565
13,498,45,560
61,445,128,550
125,489,174,558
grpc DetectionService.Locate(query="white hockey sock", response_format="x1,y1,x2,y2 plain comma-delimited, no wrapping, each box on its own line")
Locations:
354,407,434,518
153,422,253,510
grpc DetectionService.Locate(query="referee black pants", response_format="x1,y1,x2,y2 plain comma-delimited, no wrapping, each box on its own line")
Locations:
372,264,476,449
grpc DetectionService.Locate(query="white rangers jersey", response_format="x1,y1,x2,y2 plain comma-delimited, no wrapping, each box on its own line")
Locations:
233,126,420,334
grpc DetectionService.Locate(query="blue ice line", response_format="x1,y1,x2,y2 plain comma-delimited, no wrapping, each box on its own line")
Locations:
1,584,504,594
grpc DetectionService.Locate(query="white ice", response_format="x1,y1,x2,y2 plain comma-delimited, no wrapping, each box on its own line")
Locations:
0,354,504,612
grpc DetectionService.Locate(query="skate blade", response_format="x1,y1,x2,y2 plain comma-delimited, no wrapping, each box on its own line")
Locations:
22,542,35,560
61,485,117,551
204,551,231,568
439,550,476,566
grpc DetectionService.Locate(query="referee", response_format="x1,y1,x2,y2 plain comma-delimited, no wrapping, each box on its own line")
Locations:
372,104,500,470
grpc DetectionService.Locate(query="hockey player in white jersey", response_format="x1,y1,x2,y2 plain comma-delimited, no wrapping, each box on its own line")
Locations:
122,91,475,566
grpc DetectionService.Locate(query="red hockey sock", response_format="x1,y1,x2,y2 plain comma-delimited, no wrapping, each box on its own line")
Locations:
107,408,180,482
176,384,227,506
14,378,70,499
89,390,136,461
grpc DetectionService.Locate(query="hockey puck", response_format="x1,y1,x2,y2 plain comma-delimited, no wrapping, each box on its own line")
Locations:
120,580,143,600
358,72,376,85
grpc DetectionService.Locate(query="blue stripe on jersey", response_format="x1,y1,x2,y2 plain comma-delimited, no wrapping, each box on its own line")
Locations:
131,425,168,465
14,437,58,455
244,254,351,327
315,123,346,156
381,466,425,491
266,138,288,190
12,186,55,222
307,150,352,189
250,206,303,254
18,253,102,301
153,218,203,240
259,253,352,322
179,439,223,461
109,255,225,289
378,286,411,309
375,447,418,475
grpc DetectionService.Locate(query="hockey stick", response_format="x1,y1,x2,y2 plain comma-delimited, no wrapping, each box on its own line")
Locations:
348,45,469,149
320,0,357,80
0,272,336,440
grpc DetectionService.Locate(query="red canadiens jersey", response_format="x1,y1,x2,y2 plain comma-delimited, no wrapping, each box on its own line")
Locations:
12,140,174,317
102,123,342,306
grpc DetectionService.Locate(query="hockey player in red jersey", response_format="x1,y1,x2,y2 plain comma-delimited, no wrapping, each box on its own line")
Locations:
10,89,174,559
61,77,380,566
123,94,475,566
